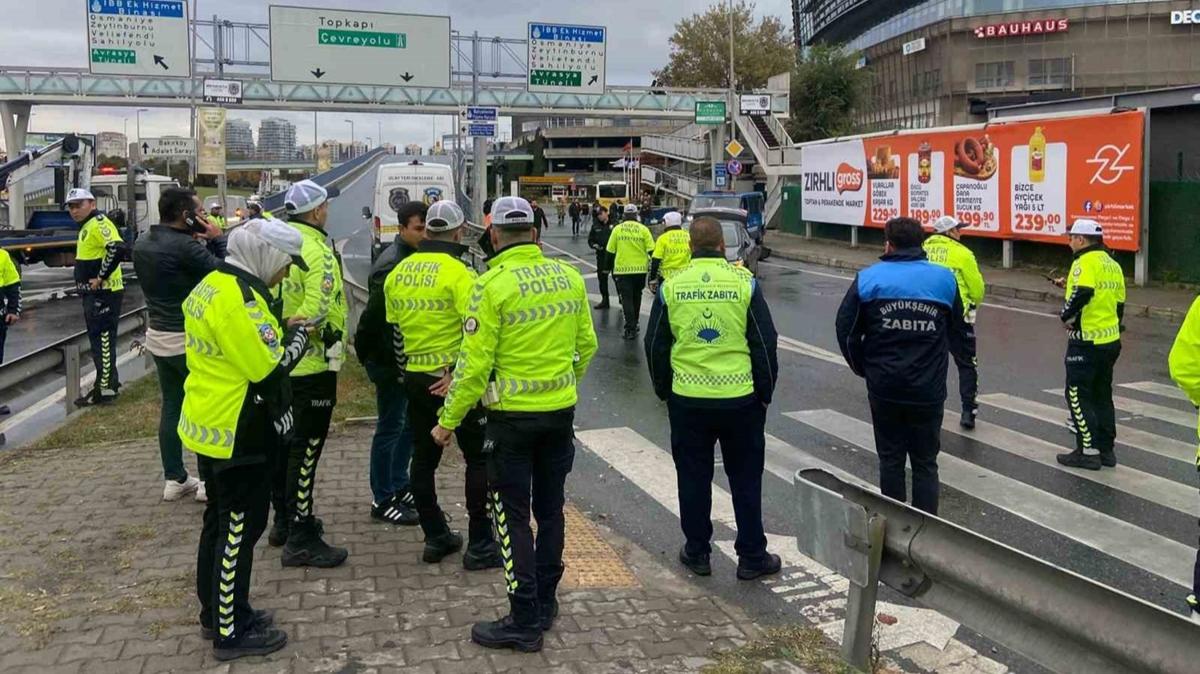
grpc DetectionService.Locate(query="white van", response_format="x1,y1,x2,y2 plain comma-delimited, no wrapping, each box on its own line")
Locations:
363,160,455,257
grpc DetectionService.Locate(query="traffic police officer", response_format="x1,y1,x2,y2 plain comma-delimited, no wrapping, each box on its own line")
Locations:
271,180,349,567
0,245,21,414
644,216,781,580
384,201,500,568
648,211,690,293
924,216,986,428
209,205,228,230
433,196,597,653
1054,219,1125,470
1168,293,1200,624
181,219,310,661
606,203,654,340
67,187,125,406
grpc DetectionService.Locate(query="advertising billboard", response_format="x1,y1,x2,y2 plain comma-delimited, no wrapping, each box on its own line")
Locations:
799,111,1145,250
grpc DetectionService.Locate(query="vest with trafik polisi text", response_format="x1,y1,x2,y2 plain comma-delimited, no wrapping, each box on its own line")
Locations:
383,241,476,373
653,227,692,280
662,257,754,399
1065,248,1125,345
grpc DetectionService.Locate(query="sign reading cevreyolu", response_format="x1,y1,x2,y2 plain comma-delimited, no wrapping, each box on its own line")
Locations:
799,111,1145,251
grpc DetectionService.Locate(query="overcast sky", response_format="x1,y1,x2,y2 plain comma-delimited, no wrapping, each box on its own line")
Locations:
1,0,791,151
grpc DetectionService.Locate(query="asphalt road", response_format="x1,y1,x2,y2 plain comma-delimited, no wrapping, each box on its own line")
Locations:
526,223,1196,672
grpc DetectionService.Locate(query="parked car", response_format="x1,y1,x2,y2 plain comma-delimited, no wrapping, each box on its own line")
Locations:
684,207,762,276
689,191,765,242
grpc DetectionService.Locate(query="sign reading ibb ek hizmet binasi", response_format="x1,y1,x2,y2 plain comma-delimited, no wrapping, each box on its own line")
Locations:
268,5,450,88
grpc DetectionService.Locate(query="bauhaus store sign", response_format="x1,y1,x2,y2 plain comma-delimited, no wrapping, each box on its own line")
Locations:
974,18,1068,39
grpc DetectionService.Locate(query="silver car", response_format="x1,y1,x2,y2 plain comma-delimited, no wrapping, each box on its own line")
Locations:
684,207,762,276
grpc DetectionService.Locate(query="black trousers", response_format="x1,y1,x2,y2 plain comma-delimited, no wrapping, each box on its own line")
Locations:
594,254,611,304
486,409,575,628
868,395,943,515
0,320,7,363
404,371,492,546
613,274,645,331
667,398,768,561
949,323,978,410
197,455,270,645
83,290,123,393
1065,341,1121,455
272,371,337,523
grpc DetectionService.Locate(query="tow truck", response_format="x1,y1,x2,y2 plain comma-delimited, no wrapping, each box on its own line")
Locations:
0,134,177,266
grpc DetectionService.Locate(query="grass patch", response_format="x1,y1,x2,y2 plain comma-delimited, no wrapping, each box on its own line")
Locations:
704,625,860,674
30,373,162,450
335,357,377,423
27,355,376,451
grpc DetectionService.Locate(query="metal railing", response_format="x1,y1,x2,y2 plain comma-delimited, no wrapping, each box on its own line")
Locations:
794,468,1200,673
642,134,710,163
0,306,148,415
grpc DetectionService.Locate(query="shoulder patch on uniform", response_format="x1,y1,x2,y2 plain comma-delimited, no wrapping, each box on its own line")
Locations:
463,316,479,334
258,323,279,348
322,272,334,293
1073,266,1082,277
95,214,106,222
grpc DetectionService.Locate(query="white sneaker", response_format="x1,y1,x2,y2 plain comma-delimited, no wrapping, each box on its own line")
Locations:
163,476,201,501
194,481,208,503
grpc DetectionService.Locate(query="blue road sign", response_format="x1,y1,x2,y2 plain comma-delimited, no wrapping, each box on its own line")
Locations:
726,159,744,176
467,122,496,137
466,106,498,122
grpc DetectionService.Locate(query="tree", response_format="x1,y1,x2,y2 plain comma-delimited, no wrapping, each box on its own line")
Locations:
787,44,870,143
653,1,793,91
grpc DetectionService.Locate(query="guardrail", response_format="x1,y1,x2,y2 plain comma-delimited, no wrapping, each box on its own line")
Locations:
0,305,148,416
261,148,387,214
794,468,1200,673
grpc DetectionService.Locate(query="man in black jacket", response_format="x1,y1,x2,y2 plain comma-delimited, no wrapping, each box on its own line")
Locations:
353,202,426,526
132,187,222,502
530,199,548,239
644,217,780,580
835,217,965,515
586,209,613,309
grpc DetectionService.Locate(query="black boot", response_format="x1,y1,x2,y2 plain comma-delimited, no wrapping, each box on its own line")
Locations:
538,598,559,631
202,609,275,641
594,299,610,309
267,518,288,547
737,552,782,581
422,530,463,563
678,545,711,576
282,517,348,568
1099,447,1118,468
470,615,543,652
463,540,503,570
212,625,289,661
1056,450,1102,471
959,407,976,430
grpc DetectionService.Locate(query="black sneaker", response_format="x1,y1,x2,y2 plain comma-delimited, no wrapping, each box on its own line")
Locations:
371,496,418,526
202,609,275,641
422,531,463,563
74,390,118,407
959,408,976,430
594,301,610,310
212,625,288,661
395,488,416,509
267,519,288,547
1056,450,1102,471
538,599,559,632
737,553,782,581
463,544,503,571
1099,448,1118,468
0,405,11,415
470,615,543,652
282,518,348,568
678,546,711,577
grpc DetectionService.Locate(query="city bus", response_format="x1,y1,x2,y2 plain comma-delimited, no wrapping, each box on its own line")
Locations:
596,180,628,211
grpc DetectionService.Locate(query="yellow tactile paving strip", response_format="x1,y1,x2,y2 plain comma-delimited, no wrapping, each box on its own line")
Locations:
558,503,640,589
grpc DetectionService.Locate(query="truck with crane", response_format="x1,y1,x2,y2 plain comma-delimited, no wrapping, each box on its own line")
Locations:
0,134,177,267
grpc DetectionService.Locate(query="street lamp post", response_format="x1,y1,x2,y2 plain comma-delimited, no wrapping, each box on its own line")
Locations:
344,119,354,157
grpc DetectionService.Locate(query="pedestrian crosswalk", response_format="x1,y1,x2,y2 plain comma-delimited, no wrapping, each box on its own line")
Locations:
574,378,1199,614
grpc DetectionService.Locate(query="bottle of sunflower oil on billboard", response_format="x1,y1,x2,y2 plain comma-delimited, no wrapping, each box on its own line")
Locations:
1028,126,1046,183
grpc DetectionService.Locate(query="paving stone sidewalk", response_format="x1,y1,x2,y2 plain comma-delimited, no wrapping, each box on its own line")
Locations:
0,427,778,674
